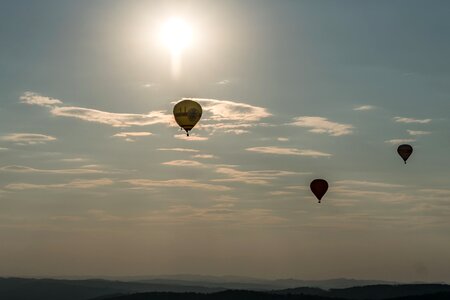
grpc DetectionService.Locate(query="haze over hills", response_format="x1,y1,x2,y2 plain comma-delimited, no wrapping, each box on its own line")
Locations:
55,274,399,290
134,275,398,290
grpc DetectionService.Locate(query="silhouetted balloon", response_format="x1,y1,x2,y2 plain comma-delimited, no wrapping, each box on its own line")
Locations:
397,144,413,164
173,99,202,136
310,179,328,203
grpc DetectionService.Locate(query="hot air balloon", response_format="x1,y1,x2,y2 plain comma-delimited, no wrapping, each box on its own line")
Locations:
173,99,202,136
397,144,413,164
310,179,328,203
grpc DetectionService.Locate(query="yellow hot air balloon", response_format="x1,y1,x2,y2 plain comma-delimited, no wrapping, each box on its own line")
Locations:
173,99,202,136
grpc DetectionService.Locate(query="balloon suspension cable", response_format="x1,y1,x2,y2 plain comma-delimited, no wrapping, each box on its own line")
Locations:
186,130,189,137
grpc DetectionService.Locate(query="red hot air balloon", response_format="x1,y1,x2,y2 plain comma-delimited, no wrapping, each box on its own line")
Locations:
397,144,413,164
310,179,328,203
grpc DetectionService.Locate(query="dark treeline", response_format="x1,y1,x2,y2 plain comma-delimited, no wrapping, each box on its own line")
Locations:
277,284,450,299
2,277,450,300
96,290,450,300
93,290,344,300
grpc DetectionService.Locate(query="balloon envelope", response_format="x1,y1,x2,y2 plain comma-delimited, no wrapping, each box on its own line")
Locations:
310,179,328,203
397,144,413,164
173,99,202,136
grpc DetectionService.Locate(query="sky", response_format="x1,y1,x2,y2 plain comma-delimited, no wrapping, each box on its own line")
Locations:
0,0,449,282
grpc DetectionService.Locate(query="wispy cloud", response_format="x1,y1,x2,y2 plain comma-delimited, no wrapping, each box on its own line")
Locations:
113,132,152,138
277,137,289,142
20,91,62,107
0,165,108,174
81,205,286,226
60,158,89,162
407,130,431,136
1,133,56,145
124,179,231,191
193,154,217,159
246,146,331,157
174,134,209,141
353,105,375,111
21,92,172,127
157,148,199,152
5,178,114,190
385,139,416,145
335,180,404,188
199,123,253,135
162,160,206,168
213,166,302,185
142,82,158,88
51,107,171,127
191,98,271,122
216,79,230,85
290,116,354,136
394,117,431,124
419,189,450,196
113,131,152,142
269,191,295,196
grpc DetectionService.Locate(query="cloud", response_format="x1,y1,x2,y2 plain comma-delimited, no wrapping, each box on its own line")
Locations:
0,147,8,151
246,146,331,157
124,179,231,191
21,92,172,127
419,189,450,196
216,79,230,85
51,106,171,127
1,133,57,145
188,98,271,122
335,180,404,188
269,191,295,196
113,132,152,138
5,178,114,190
60,158,89,162
113,131,153,142
290,116,354,136
285,185,308,190
142,83,158,88
394,117,431,124
199,123,253,135
20,91,62,107
277,137,289,142
407,130,431,136
22,93,270,136
193,154,217,159
385,139,416,145
174,134,209,141
162,160,206,168
0,165,108,174
353,105,375,111
157,148,199,152
81,204,286,226
213,166,301,185
224,129,249,135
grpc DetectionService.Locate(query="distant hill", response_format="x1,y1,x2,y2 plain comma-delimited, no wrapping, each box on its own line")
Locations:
0,278,222,300
135,275,397,290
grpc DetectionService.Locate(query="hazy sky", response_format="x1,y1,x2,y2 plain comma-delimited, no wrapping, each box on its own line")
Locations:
1,0,449,282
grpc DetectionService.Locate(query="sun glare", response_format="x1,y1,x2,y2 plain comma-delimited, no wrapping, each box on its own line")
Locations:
160,17,193,54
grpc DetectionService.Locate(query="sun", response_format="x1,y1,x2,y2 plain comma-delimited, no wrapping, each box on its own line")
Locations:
160,17,193,54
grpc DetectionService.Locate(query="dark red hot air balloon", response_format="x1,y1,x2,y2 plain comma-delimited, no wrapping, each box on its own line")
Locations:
310,179,328,203
397,144,413,164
